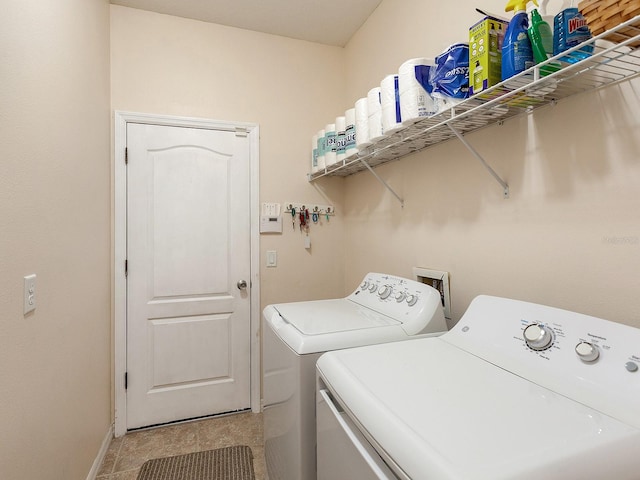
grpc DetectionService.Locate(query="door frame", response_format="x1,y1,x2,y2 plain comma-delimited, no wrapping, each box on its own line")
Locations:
113,111,261,437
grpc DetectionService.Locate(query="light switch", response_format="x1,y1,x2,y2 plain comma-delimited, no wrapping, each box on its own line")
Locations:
266,250,277,267
24,274,36,314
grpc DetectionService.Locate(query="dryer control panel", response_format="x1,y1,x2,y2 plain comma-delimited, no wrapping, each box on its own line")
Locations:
348,273,447,336
444,295,640,429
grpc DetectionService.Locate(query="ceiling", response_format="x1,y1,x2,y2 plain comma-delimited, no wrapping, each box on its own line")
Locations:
110,0,383,47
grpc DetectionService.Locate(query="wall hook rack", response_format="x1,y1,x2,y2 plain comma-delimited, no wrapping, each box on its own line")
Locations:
285,203,335,216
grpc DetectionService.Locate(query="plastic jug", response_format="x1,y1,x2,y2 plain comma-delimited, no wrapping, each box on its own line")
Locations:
553,0,593,62
502,0,536,80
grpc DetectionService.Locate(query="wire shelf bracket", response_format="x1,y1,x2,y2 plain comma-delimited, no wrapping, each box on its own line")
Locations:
358,158,405,207
446,123,509,199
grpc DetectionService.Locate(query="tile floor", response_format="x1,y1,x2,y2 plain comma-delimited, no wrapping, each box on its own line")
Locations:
96,411,266,480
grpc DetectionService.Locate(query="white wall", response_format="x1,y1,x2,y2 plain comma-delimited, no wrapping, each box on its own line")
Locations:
110,5,348,307
0,1,112,479
343,0,640,326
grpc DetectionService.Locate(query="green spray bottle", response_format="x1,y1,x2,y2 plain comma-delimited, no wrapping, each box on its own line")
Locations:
527,6,560,75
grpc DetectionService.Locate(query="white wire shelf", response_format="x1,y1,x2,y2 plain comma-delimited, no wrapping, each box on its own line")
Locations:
308,15,640,196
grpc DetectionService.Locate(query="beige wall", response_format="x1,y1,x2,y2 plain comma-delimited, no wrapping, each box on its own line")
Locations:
343,0,640,326
1,3,636,476
0,1,112,479
110,5,348,307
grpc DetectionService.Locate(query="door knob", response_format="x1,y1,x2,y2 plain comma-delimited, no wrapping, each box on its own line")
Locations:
237,280,248,290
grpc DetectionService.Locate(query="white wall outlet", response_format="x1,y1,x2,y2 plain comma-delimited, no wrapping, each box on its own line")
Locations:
24,274,36,314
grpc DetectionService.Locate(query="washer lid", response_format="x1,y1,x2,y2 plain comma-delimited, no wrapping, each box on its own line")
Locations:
317,337,640,480
264,300,420,355
273,299,400,334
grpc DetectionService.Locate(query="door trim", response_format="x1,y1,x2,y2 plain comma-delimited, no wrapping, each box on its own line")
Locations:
114,111,260,437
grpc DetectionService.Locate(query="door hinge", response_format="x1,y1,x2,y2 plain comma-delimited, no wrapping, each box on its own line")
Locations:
125,147,128,164
125,372,128,390
125,259,128,277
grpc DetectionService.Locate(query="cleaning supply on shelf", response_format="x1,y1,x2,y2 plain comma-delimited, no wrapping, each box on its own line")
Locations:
324,123,337,166
316,129,325,171
344,108,358,157
398,58,438,125
470,14,508,95
553,0,593,62
430,43,470,112
354,97,371,149
502,0,535,80
538,0,556,27
367,87,385,143
335,116,346,163
311,134,318,173
528,7,561,75
380,74,403,134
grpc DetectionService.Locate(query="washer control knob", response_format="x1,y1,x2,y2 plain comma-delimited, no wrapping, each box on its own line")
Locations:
368,284,377,293
360,281,369,290
378,285,392,299
406,294,418,307
395,292,406,303
523,324,554,351
575,342,600,362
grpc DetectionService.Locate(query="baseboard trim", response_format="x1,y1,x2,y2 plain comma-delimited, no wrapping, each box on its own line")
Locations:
86,424,113,480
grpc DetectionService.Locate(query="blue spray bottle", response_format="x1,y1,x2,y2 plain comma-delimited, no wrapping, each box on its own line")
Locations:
502,0,537,81
553,0,593,62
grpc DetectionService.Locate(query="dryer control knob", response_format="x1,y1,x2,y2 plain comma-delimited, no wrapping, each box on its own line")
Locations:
395,292,406,303
378,285,392,300
406,294,418,307
360,281,369,290
575,342,600,362
523,324,554,351
368,284,377,293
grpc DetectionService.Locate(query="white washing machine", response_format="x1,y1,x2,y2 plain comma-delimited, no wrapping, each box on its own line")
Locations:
316,295,640,480
263,272,447,480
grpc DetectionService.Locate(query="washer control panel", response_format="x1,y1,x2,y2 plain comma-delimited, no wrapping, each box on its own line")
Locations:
446,295,640,428
358,276,424,308
349,273,447,336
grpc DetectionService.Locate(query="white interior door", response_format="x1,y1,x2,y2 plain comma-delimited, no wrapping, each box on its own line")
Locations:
126,122,251,429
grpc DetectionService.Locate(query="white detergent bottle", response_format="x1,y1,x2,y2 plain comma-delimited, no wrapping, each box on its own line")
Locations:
539,0,556,27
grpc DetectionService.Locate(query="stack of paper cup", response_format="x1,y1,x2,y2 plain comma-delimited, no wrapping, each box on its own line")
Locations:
345,108,357,157
355,97,371,149
316,129,325,170
324,123,337,166
367,87,384,144
311,134,318,173
335,116,346,163
380,74,403,135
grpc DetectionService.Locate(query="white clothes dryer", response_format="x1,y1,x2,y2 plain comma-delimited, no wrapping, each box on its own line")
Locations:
263,272,447,480
316,295,640,480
